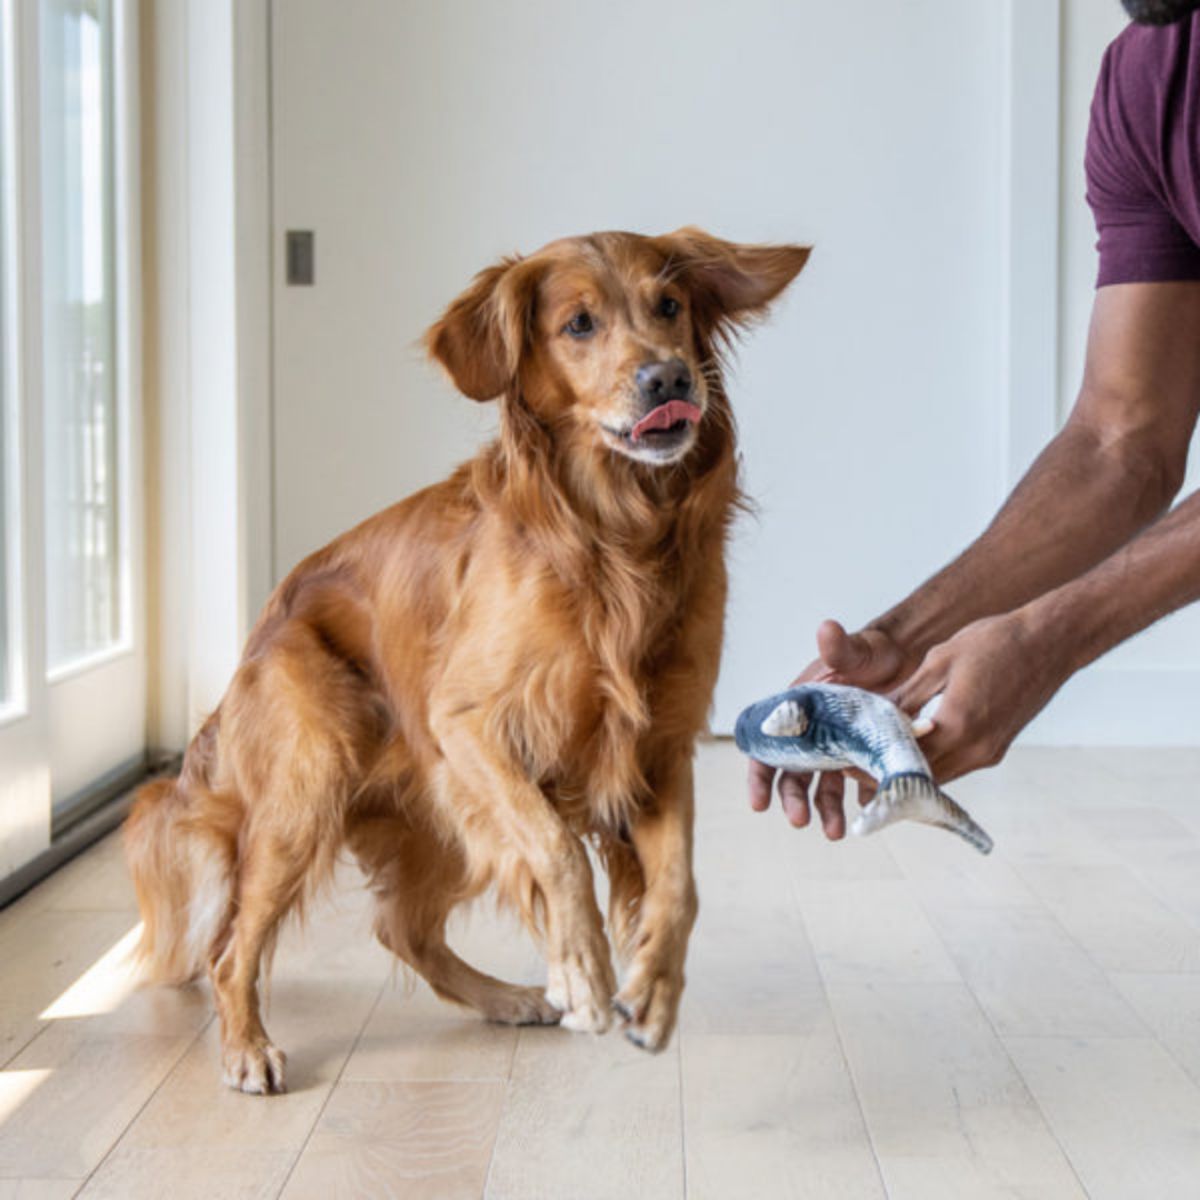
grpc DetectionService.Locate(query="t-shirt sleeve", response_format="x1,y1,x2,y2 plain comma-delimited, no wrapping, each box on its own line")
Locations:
1086,43,1200,288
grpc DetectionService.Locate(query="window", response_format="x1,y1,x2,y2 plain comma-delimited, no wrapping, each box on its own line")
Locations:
0,0,143,878
40,0,121,674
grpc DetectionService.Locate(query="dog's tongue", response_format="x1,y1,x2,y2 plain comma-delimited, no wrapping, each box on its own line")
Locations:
630,400,702,442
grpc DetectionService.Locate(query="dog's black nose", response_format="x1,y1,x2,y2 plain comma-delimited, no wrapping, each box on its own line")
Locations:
636,359,692,404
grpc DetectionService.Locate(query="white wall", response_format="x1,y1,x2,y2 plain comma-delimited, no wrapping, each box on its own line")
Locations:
256,0,1200,747
271,0,1013,735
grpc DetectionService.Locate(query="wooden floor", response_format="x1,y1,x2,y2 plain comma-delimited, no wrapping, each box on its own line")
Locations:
3,743,1200,1198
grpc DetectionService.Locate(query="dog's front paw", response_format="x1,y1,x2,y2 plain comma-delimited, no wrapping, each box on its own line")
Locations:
546,941,615,1034
614,959,684,1052
222,1040,287,1094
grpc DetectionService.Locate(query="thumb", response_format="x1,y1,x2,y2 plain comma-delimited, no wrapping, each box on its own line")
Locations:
816,620,874,676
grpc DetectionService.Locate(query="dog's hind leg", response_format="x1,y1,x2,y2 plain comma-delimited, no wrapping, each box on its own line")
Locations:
209,824,311,1094
349,814,560,1026
210,625,374,1094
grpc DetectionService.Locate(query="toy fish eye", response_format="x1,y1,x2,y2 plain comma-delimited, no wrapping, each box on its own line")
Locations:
761,699,809,738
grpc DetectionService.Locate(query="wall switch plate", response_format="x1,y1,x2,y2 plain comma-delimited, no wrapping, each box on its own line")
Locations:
286,230,315,285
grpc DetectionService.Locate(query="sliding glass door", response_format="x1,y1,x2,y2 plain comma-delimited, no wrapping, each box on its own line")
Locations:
0,0,143,879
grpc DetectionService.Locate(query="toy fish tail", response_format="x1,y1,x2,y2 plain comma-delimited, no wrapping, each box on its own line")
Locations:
853,772,994,856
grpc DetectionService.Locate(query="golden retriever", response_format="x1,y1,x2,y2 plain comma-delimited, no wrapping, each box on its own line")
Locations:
124,227,809,1092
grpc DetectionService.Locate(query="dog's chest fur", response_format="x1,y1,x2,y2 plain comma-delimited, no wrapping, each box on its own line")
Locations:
503,538,700,832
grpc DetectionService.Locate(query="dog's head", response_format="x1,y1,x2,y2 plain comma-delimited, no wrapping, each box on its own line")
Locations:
426,229,810,467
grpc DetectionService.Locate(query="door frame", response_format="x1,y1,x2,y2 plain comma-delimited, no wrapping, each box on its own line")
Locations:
141,0,273,746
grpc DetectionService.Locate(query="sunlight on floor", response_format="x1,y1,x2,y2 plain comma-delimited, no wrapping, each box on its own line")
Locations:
38,924,142,1020
0,1069,51,1124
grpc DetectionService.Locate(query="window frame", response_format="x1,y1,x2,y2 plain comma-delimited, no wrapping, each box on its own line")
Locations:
0,0,28,726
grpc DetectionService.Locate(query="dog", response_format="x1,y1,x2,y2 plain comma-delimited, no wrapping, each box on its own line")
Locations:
124,227,809,1093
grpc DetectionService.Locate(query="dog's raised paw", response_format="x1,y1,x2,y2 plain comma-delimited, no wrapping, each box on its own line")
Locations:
222,1041,287,1095
615,966,682,1053
612,996,635,1023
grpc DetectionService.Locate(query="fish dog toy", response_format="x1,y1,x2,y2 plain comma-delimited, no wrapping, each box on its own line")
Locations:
736,684,993,855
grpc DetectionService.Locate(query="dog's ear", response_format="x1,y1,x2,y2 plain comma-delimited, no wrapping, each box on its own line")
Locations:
660,227,811,330
425,258,539,401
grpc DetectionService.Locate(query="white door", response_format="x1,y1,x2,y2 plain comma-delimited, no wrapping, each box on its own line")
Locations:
0,0,144,878
271,0,1012,732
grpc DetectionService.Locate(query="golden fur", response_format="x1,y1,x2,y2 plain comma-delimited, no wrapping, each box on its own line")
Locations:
124,228,809,1093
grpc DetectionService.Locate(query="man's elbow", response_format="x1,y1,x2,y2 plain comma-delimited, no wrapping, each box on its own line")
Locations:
1068,412,1187,520
1111,433,1187,519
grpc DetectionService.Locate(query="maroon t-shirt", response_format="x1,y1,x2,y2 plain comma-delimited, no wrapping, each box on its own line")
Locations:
1087,13,1200,287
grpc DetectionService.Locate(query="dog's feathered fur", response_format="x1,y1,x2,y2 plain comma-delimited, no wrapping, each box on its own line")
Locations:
124,228,808,1092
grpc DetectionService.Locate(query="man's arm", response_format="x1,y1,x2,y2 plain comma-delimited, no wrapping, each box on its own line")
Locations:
874,282,1200,661
750,281,1200,833
895,482,1200,781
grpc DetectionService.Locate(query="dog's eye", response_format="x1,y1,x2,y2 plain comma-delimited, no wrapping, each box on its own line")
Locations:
658,296,681,319
564,311,595,338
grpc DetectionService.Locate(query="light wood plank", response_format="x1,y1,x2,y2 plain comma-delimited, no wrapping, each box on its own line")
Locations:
774,820,903,882
1017,864,1200,972
794,880,962,986
342,894,546,1083
927,905,1144,1038
1124,845,1200,930
885,822,1043,911
682,1030,884,1200
282,1081,504,1200
0,1180,80,1199
1110,972,1200,1088
827,982,1087,1198
485,1028,683,1200
0,912,139,1066
118,978,381,1153
681,907,822,1036
1070,806,1196,846
1006,1034,1200,1200
0,1023,191,1179
343,979,518,1084
79,1147,293,1200
35,835,140,915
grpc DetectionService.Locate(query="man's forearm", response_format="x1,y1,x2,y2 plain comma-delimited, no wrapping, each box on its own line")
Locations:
870,415,1177,660
1022,486,1200,676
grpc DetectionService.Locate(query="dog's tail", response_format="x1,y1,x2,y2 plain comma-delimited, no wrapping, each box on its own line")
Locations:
124,770,239,985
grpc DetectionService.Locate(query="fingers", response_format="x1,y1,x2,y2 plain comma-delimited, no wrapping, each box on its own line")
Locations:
921,710,1004,785
778,772,812,827
748,759,777,812
847,769,877,807
751,763,867,839
891,656,947,716
921,731,976,785
812,772,846,840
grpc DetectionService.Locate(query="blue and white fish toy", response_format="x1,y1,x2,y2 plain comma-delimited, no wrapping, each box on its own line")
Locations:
735,684,993,855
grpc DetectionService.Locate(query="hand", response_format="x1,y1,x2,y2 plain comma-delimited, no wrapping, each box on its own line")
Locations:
747,619,914,839
891,611,1068,782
